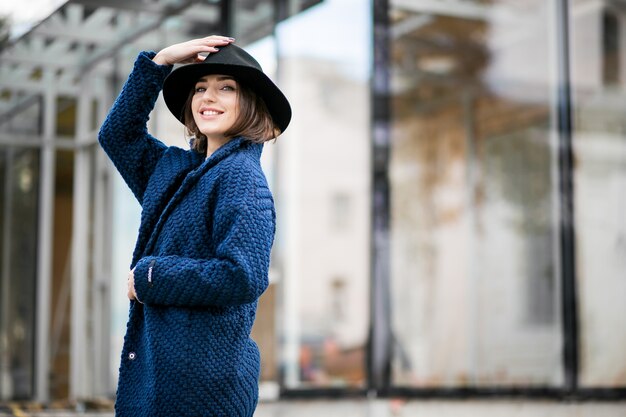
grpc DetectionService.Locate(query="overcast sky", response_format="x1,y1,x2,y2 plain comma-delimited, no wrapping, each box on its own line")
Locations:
0,0,66,38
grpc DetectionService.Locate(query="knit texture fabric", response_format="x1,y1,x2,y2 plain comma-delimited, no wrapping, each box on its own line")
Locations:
98,51,276,417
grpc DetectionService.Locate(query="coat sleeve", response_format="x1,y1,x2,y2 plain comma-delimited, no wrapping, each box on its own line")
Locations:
98,51,172,205
133,176,276,308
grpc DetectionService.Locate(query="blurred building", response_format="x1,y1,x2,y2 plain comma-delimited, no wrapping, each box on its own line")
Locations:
0,0,624,414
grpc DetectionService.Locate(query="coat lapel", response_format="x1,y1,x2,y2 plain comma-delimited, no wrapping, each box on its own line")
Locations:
131,147,202,266
133,137,251,264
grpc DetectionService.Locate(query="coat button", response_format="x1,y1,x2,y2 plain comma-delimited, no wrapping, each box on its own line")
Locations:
128,352,137,360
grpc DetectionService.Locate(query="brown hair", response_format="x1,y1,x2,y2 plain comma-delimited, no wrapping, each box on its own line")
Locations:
183,79,280,154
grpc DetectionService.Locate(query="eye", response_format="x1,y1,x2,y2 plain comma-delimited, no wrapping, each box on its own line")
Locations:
194,86,206,93
220,85,236,91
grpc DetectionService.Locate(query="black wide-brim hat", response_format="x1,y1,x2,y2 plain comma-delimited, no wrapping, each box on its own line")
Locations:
163,43,291,133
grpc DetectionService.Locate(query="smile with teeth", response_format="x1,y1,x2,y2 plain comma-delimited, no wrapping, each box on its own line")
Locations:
200,109,223,116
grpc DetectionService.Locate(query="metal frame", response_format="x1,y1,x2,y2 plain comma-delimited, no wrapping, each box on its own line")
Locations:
555,0,579,394
69,70,92,400
369,0,392,398
34,69,56,403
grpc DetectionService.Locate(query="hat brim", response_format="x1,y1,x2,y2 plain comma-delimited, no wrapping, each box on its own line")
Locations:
163,63,291,134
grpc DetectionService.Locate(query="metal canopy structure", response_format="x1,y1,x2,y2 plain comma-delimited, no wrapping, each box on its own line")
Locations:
0,0,317,403
0,0,225,403
0,0,223,123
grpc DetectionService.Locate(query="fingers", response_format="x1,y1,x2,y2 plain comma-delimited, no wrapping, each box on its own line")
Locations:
193,36,234,50
201,35,235,44
188,36,235,62
193,37,234,54
127,270,136,300
153,36,234,65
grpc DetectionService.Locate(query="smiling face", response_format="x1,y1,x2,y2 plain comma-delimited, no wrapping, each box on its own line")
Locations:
190,74,239,143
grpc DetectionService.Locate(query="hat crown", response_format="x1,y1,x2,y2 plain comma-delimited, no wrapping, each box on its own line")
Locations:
202,44,262,71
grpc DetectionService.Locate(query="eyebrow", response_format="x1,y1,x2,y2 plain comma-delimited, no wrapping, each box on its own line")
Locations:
196,75,236,83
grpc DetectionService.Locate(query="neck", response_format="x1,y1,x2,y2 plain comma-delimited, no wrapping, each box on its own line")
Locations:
205,136,232,159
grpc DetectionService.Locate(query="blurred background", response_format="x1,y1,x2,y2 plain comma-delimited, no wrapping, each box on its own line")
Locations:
0,0,625,415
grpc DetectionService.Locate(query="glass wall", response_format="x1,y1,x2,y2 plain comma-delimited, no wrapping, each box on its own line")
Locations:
49,150,74,399
0,147,39,400
0,95,41,400
275,0,372,389
570,0,626,387
388,0,562,387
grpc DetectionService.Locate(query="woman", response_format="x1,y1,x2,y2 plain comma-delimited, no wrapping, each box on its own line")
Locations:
98,35,291,417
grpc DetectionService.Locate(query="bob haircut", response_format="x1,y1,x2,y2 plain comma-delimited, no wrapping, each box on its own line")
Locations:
183,78,280,154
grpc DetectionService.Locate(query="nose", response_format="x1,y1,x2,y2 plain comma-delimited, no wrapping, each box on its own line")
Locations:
201,87,217,101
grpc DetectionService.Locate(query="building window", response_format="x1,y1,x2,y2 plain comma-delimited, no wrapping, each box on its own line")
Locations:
330,192,351,232
603,10,620,85
388,0,562,388
330,277,347,323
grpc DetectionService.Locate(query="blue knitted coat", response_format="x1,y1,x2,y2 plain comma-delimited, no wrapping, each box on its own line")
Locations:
98,51,275,417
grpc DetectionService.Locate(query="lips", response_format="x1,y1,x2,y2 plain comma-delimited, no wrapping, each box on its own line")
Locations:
199,107,223,117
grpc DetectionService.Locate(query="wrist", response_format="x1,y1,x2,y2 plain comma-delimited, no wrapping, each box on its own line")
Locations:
133,257,156,304
152,53,170,66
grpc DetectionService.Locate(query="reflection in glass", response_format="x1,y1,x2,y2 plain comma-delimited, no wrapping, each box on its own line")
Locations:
0,148,39,400
232,0,274,44
244,36,280,390
389,0,562,387
49,150,74,398
276,0,371,389
571,0,626,387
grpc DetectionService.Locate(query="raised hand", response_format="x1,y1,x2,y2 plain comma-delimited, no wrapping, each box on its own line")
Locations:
152,35,235,66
